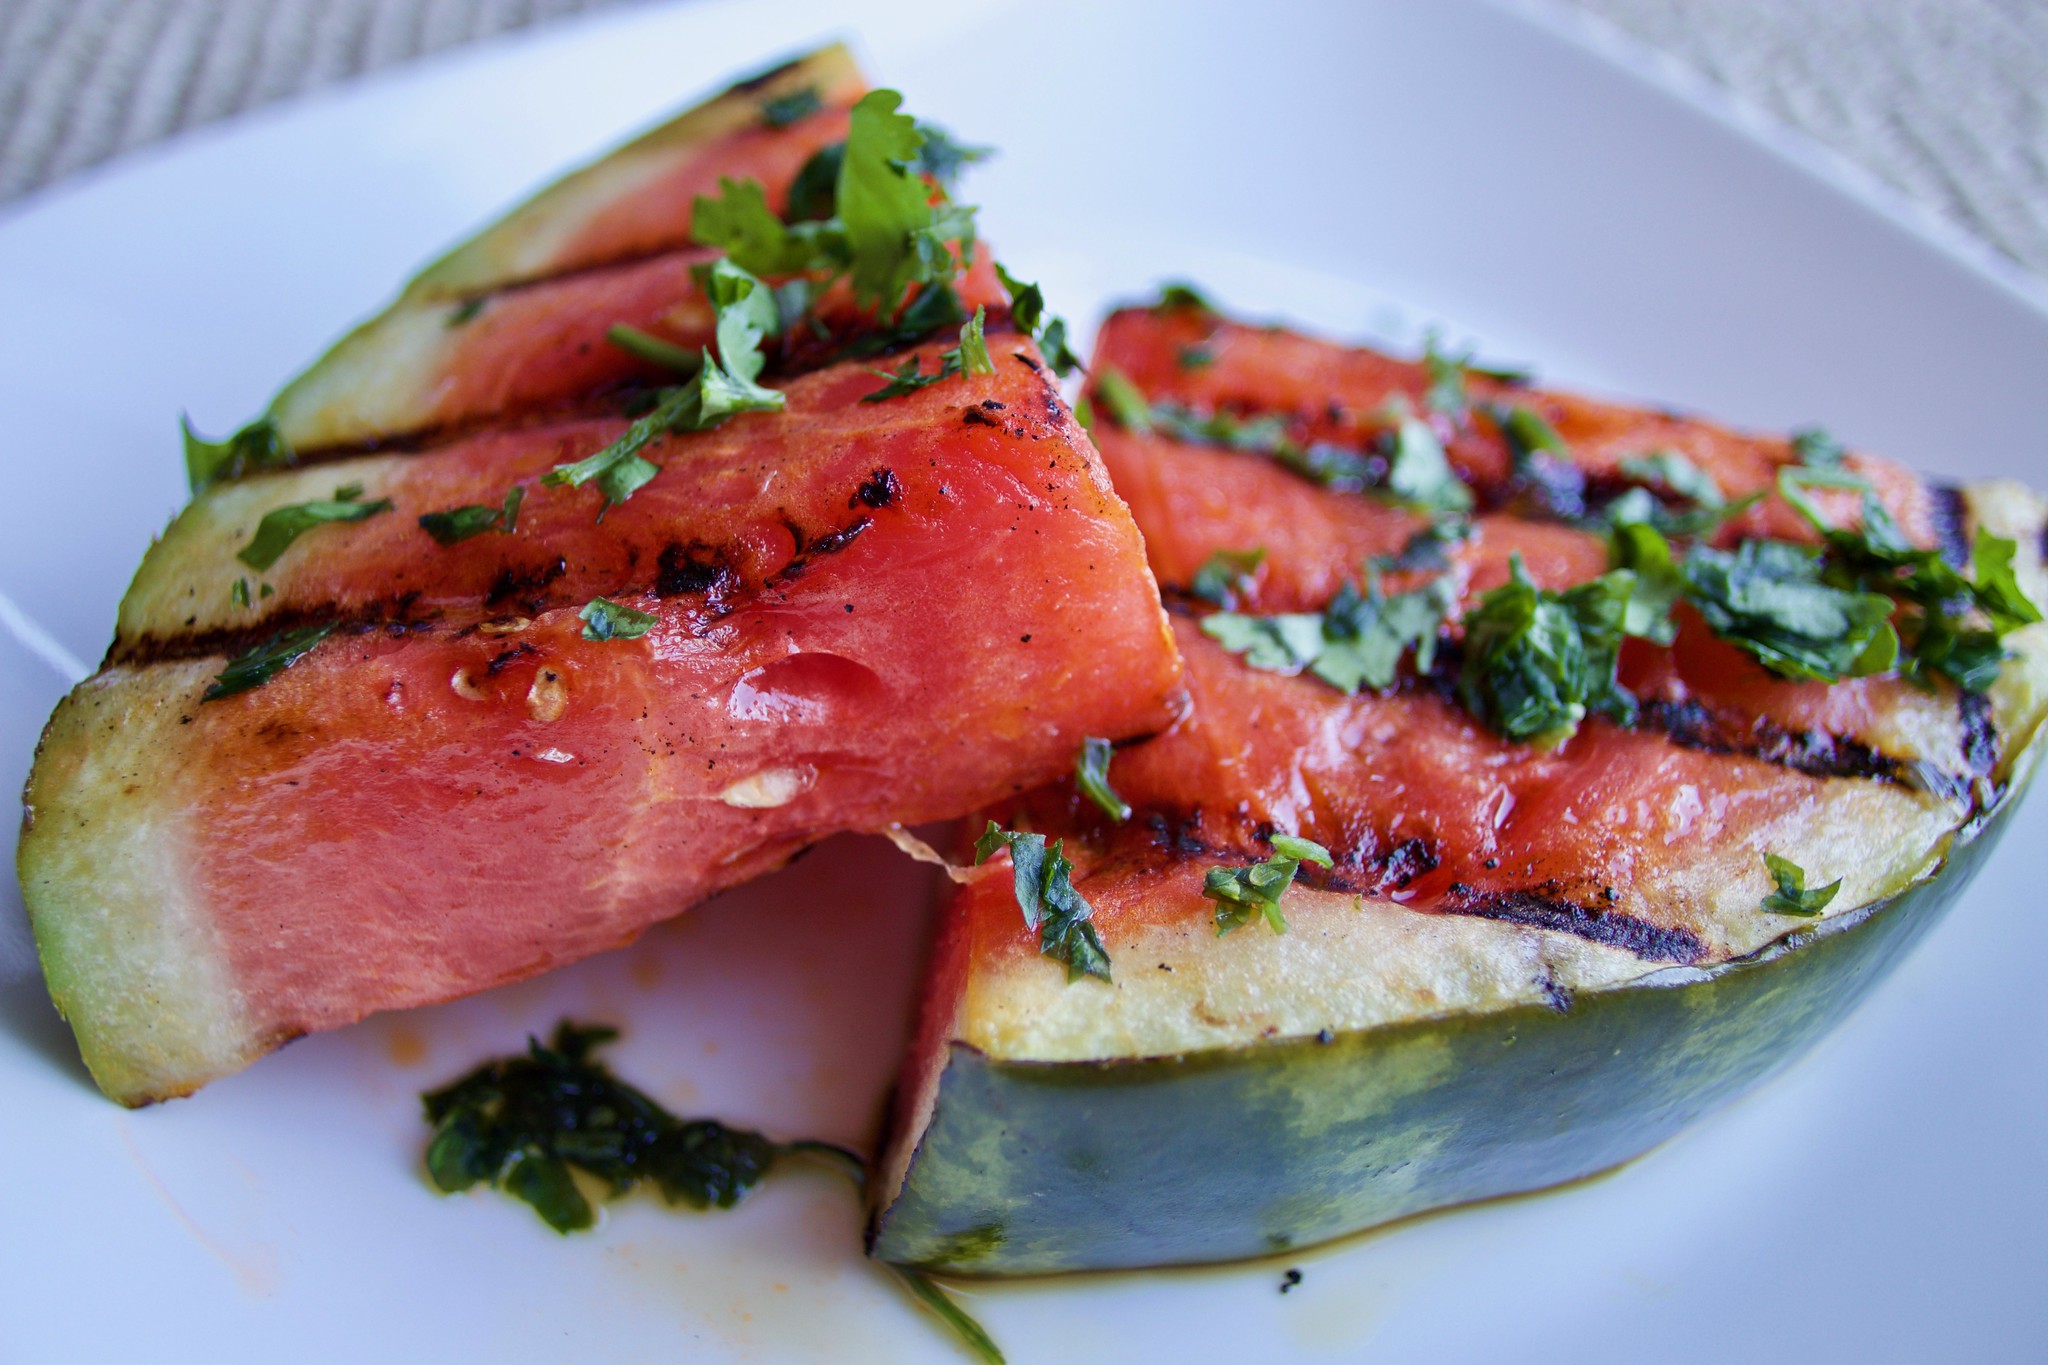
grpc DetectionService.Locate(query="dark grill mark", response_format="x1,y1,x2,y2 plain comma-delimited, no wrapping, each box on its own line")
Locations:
962,407,998,428
1959,689,1999,777
1931,484,1972,569
485,556,568,609
1640,698,1916,785
854,468,902,508
656,542,739,597
1441,886,1705,963
772,515,871,585
486,643,538,677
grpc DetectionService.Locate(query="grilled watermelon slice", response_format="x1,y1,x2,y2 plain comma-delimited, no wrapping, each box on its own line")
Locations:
869,300,2048,1274
18,59,1183,1106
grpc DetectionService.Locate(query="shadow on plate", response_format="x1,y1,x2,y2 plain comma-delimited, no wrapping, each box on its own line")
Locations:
0,972,91,1090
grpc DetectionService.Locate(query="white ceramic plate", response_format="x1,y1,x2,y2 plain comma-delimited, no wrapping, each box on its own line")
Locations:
4,2,2045,1360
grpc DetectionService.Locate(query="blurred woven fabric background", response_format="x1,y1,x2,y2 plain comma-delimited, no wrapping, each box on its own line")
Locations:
1,0,2044,279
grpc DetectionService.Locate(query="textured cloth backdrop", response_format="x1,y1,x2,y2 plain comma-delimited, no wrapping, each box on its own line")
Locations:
1,0,2044,279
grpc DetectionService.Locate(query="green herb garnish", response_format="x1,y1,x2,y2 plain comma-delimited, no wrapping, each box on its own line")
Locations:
419,485,523,546
1203,835,1333,935
994,263,1084,375
1682,536,1900,683
1152,282,1215,313
236,485,392,571
910,122,991,191
759,85,822,128
1177,343,1215,369
973,822,1111,983
1760,852,1840,917
1619,449,1723,508
182,415,294,493
230,577,250,608
1791,427,1845,468
578,596,657,641
202,621,338,701
839,90,945,313
1075,737,1130,822
1203,574,1457,694
1381,408,1474,514
1457,556,1636,747
606,324,703,373
860,307,994,401
1188,546,1266,607
446,297,486,327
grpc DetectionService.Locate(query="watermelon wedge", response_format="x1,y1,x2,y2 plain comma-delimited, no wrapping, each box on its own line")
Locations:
18,57,1183,1106
870,296,2048,1273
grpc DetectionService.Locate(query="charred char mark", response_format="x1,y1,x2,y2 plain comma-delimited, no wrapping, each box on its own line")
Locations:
110,599,432,669
1640,697,1927,786
1959,689,1999,777
485,556,568,609
962,407,999,428
485,642,540,676
1378,837,1440,891
854,468,902,508
655,541,740,597
1441,885,1705,964
771,515,872,585
1930,484,1973,569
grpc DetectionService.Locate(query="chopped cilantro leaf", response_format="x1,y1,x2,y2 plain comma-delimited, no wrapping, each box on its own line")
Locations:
1971,528,2041,633
1091,367,1152,432
1457,556,1637,747
203,622,337,701
1760,852,1840,916
862,308,995,400
420,485,523,546
579,596,657,641
785,141,845,222
1619,449,1723,508
911,122,992,191
1189,546,1266,607
955,306,994,375
973,822,1111,982
1177,344,1215,369
1075,737,1130,822
607,324,703,373
1203,835,1332,935
691,175,839,277
1370,515,1473,573
839,90,937,313
229,577,250,608
1152,282,1215,313
759,85,823,128
861,354,949,402
182,415,294,493
1791,427,1845,467
1204,575,1456,694
1681,537,1899,682
1488,402,1587,519
994,262,1083,376
446,297,486,327
1381,410,1474,514
237,486,392,571
1607,519,1684,645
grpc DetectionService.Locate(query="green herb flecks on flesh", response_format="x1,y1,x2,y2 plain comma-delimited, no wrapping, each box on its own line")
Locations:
1760,852,1841,917
202,621,338,701
1681,536,1900,683
1203,835,1333,936
973,822,1111,983
1075,737,1131,822
419,485,523,546
1457,555,1637,748
578,596,657,642
182,415,295,493
1203,573,1456,696
236,485,393,571
759,85,822,128
860,307,993,402
1188,546,1266,607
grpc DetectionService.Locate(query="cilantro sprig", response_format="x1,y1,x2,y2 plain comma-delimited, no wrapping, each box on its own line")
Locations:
1203,835,1333,935
973,821,1111,982
1203,573,1458,695
236,483,392,571
1759,852,1840,917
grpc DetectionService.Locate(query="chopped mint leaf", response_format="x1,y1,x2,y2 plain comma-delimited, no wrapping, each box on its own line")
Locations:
182,415,295,493
1457,556,1637,747
203,621,338,701
607,324,704,373
1075,737,1130,822
759,85,823,128
420,485,523,546
1203,834,1332,935
1682,536,1899,682
579,596,657,641
1971,528,2042,633
236,486,392,571
1189,546,1266,607
1619,449,1723,508
1607,519,1684,645
955,306,994,375
1760,852,1840,916
229,578,250,608
973,822,1112,983
446,297,486,327
1791,427,1845,468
